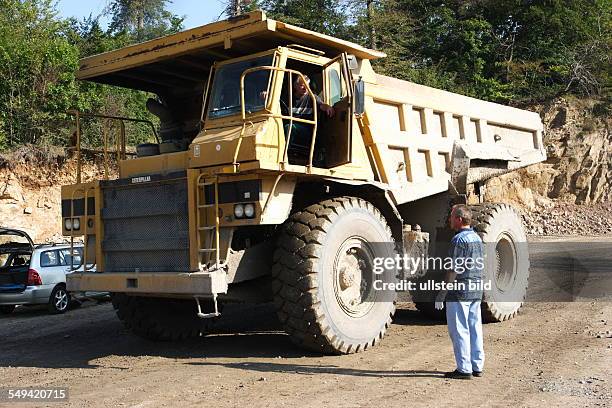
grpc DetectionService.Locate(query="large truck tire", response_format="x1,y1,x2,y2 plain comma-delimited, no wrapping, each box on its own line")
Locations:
470,203,529,322
412,203,528,323
272,197,398,354
111,293,215,341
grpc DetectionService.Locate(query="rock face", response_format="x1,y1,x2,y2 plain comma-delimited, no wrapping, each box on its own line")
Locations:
0,169,63,243
483,97,611,235
0,145,108,243
543,98,611,204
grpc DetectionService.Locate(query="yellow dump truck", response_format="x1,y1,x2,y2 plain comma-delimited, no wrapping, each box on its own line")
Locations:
63,11,545,353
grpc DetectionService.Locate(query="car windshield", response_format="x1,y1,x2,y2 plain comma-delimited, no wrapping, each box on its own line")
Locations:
207,55,273,119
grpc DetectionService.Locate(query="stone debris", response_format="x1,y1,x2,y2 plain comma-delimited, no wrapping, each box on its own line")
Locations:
522,202,612,236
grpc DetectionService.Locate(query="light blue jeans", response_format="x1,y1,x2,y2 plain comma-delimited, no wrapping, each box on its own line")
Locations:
446,300,485,374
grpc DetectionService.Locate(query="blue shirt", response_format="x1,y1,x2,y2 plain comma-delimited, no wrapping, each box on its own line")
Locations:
447,227,484,301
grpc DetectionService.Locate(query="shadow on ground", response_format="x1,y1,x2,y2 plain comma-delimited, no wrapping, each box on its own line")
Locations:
0,302,441,371
189,360,446,378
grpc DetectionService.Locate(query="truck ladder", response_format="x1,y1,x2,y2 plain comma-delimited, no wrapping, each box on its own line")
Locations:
196,175,221,269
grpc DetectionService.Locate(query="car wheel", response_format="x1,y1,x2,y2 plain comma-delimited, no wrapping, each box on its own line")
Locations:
0,305,16,314
48,285,70,314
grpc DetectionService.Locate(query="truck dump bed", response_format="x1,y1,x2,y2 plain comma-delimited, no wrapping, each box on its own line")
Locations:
362,73,545,203
77,11,384,94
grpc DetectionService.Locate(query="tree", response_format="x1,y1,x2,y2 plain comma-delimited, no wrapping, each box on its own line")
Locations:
359,0,611,102
0,0,80,148
259,0,351,37
224,0,258,17
105,0,183,41
366,0,376,49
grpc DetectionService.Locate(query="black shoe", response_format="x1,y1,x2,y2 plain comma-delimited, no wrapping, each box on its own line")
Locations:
444,370,472,380
472,370,483,377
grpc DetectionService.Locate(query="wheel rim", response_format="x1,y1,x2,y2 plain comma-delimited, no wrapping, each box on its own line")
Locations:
332,237,377,318
55,289,68,311
495,233,517,292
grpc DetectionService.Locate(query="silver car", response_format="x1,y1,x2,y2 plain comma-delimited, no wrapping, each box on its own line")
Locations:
0,228,100,314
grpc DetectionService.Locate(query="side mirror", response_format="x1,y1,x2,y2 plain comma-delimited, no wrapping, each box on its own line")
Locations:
354,78,365,115
346,54,359,71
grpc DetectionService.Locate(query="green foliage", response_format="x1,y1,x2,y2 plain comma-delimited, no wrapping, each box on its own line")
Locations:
260,0,611,103
0,0,181,151
259,0,352,37
105,0,184,41
0,0,609,152
0,0,79,149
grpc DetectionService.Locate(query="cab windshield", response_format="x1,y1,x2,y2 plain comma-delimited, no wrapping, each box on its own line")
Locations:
207,55,273,119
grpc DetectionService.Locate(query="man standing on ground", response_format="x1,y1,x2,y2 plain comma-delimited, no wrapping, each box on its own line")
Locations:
435,204,485,380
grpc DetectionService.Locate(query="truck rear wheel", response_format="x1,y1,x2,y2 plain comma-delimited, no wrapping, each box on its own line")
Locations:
413,203,529,323
471,203,529,322
111,293,215,341
272,197,397,354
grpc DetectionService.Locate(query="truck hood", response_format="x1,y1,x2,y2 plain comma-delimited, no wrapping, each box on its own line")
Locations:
188,120,270,168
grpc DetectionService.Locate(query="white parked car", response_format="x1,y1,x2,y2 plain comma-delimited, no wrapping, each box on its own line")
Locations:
0,228,103,314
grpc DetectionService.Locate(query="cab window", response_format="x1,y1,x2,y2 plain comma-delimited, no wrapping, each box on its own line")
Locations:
207,55,274,119
328,68,343,106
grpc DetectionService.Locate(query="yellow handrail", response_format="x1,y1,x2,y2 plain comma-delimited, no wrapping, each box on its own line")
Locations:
237,66,319,172
66,110,159,183
195,173,221,268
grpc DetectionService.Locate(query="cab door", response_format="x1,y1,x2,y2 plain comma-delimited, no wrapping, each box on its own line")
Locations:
320,53,352,168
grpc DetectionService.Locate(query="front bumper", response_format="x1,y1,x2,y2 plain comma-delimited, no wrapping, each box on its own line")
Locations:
66,271,228,296
0,285,53,305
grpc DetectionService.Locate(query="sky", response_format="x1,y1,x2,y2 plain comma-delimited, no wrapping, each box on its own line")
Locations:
56,0,228,30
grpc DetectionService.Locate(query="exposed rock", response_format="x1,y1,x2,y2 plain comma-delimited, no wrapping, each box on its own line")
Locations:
485,96,611,235
487,96,611,207
0,146,103,242
0,175,24,202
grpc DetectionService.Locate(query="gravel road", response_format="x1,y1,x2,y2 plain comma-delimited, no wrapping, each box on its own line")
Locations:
1,236,610,407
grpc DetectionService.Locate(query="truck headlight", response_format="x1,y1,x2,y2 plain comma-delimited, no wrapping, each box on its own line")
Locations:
64,218,72,230
234,204,244,218
72,218,81,230
244,203,255,218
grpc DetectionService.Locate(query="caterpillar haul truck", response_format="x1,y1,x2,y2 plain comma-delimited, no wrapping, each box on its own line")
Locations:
63,11,545,354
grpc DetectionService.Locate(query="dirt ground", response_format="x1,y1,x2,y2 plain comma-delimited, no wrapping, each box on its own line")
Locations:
1,237,611,408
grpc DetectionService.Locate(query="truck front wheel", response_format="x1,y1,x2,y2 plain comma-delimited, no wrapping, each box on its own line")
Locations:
111,293,215,341
272,197,397,354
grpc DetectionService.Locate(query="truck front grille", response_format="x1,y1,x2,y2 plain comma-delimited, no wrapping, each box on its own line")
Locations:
101,172,192,272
